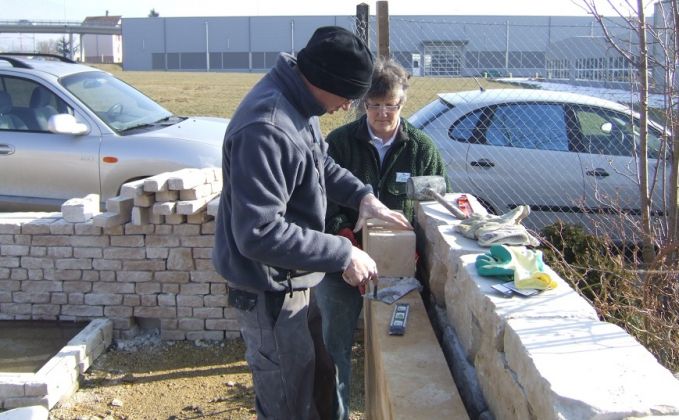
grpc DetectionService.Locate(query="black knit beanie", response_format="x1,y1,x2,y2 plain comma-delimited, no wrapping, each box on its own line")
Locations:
297,26,374,100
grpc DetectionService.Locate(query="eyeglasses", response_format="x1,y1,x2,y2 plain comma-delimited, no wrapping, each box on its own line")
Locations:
365,102,402,112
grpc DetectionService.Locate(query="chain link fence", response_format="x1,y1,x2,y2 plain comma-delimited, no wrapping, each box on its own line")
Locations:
343,13,671,238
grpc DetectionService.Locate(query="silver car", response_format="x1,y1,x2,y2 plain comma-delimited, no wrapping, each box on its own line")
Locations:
0,54,228,211
409,89,667,233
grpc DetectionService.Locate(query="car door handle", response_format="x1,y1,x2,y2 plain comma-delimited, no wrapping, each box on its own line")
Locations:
586,168,610,178
0,144,15,155
470,159,495,168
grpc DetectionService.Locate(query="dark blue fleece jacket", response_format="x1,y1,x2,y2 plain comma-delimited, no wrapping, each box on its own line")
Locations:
212,53,372,292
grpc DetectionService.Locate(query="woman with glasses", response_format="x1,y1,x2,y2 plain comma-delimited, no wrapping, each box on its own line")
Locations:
315,57,450,420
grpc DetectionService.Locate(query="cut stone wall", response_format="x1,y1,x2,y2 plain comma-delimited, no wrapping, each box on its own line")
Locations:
0,211,234,340
0,168,233,340
416,196,679,419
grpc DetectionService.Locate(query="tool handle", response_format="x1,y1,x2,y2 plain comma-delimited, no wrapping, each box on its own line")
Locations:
425,188,468,219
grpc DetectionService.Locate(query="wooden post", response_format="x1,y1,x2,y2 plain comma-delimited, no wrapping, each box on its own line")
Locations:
376,1,390,59
355,3,370,118
356,3,369,46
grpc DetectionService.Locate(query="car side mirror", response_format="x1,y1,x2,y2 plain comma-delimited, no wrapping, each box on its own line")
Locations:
48,114,89,135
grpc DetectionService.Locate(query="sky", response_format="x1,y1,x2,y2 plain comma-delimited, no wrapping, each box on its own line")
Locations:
1,0,659,21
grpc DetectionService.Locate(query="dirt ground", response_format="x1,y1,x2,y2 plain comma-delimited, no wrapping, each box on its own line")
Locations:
48,332,365,420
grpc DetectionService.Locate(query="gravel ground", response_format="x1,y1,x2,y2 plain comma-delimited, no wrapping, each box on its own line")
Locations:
48,331,365,420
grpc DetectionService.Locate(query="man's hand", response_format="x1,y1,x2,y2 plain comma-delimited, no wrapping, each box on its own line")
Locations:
342,246,378,288
354,193,412,233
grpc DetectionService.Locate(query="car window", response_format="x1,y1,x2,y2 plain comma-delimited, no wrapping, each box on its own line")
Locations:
61,71,172,132
409,98,453,130
0,76,71,132
484,103,569,151
572,107,663,158
448,109,483,143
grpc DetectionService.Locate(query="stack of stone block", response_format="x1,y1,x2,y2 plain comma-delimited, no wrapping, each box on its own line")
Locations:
60,168,222,228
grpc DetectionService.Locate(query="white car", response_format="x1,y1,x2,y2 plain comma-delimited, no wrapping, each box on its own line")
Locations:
0,53,228,211
409,89,667,234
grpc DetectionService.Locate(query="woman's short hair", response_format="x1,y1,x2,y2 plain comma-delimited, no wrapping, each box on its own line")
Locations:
367,58,411,100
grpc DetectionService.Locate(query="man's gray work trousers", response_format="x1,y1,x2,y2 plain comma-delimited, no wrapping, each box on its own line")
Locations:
232,288,335,420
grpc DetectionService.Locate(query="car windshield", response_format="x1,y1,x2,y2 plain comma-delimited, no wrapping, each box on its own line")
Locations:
61,71,173,132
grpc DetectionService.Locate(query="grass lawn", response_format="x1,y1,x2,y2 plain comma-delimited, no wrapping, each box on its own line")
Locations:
96,64,513,136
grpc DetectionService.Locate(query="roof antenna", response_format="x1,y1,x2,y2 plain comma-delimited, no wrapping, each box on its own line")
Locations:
472,77,486,92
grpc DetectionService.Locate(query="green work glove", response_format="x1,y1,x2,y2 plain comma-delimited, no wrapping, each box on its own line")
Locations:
475,244,515,277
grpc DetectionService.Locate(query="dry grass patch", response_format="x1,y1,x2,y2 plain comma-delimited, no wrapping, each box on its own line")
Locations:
95,64,514,136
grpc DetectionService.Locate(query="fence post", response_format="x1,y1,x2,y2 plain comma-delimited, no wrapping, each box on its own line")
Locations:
356,3,369,46
355,3,371,119
377,1,390,59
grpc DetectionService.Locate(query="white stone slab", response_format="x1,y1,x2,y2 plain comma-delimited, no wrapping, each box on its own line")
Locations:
207,196,220,217
167,168,206,190
505,317,679,419
119,179,146,198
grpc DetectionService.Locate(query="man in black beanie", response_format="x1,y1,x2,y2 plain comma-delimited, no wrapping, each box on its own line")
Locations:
213,26,411,419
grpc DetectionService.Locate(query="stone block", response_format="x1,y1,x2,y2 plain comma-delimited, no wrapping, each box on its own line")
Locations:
122,260,166,271
178,318,204,330
133,193,155,208
176,295,203,307
110,235,144,247
84,293,123,305
119,178,146,198
9,269,27,281
173,224,201,236
73,247,102,259
104,306,133,318
161,329,186,341
186,331,224,341
164,214,185,225
143,171,175,192
207,197,220,217
154,190,179,203
103,247,145,260
180,183,213,201
152,201,176,216
190,271,224,283
0,383,25,398
155,271,190,284
1,245,29,256
92,211,130,228
505,317,679,419
186,211,210,224
364,289,468,419
167,168,206,190
105,196,134,215
134,305,176,318
158,293,176,306
2,397,49,410
131,206,151,225
362,217,416,277
116,271,153,283
167,248,194,270
46,247,72,258
61,305,103,317
48,219,75,235
176,192,220,215
193,307,223,319
61,194,100,223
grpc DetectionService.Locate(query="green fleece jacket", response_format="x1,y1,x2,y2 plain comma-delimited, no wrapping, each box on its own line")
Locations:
325,115,450,236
